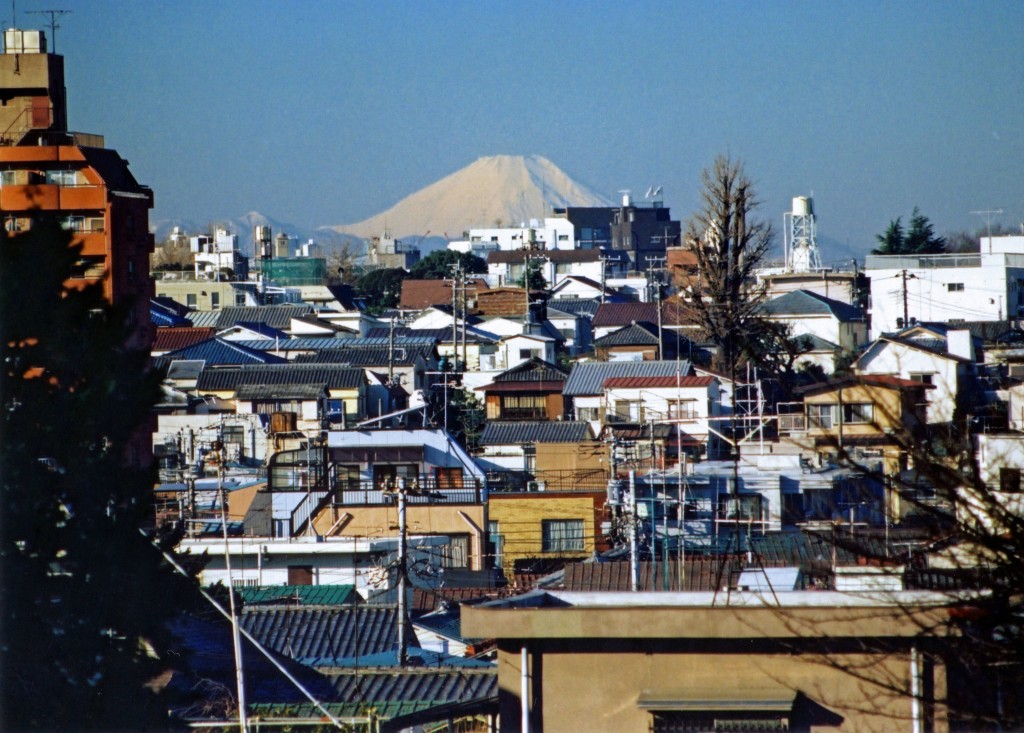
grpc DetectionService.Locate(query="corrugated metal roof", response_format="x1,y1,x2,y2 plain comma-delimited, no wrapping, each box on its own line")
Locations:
603,375,713,389
239,584,359,606
240,605,415,666
161,338,288,366
563,360,693,396
196,364,366,391
187,310,224,328
479,421,593,445
563,559,736,592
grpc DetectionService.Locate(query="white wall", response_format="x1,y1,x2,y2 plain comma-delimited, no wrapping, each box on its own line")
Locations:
855,341,960,424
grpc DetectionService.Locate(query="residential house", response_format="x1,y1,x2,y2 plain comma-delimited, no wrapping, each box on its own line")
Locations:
152,326,216,357
476,421,604,490
549,274,618,302
602,375,721,460
759,289,868,371
479,358,568,422
854,324,978,425
564,360,694,433
786,374,933,480
591,302,659,340
400,278,488,311
546,303,592,355
593,321,678,362
485,249,603,288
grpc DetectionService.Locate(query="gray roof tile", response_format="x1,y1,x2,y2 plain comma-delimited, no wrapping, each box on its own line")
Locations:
196,364,366,391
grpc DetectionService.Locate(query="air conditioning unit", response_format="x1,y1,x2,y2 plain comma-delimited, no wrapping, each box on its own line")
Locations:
526,480,546,492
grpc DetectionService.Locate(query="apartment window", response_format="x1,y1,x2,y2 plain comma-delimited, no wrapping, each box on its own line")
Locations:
807,403,834,429
501,394,546,420
842,403,874,424
488,521,504,569
541,519,584,552
186,293,198,308
947,283,964,292
235,292,247,306
0,170,16,186
70,256,105,279
45,169,77,186
614,400,643,423
211,291,220,309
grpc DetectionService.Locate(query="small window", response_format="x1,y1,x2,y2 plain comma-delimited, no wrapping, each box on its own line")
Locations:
807,403,834,429
1000,468,1021,493
541,519,584,552
186,293,197,308
842,403,873,424
211,291,220,309
488,521,504,569
910,373,934,386
947,283,964,292
1,170,16,186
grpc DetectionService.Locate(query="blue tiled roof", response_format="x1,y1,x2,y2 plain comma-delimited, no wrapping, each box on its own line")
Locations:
160,338,288,366
196,364,366,391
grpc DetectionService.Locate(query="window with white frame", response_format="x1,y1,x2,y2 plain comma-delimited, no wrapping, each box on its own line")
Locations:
45,169,77,186
541,519,584,552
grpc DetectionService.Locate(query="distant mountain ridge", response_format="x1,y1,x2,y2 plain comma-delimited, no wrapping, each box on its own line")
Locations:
329,155,613,240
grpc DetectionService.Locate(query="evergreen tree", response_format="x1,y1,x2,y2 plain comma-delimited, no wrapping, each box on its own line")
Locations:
409,249,487,280
355,267,407,312
872,208,945,255
1,219,192,730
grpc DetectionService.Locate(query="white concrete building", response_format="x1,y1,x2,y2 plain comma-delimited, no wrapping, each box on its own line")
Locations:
447,217,578,254
865,236,1024,338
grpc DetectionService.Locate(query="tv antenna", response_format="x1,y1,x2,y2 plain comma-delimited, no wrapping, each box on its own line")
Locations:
970,208,1003,251
28,9,70,53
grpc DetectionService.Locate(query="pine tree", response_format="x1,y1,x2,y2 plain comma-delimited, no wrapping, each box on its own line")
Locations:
1,219,192,730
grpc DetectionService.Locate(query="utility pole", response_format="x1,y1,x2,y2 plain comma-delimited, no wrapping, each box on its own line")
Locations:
599,253,616,304
396,478,408,667
27,9,70,53
900,269,916,328
646,256,666,358
449,260,461,371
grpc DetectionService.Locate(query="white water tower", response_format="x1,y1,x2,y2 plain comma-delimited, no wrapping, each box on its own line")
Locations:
783,195,822,272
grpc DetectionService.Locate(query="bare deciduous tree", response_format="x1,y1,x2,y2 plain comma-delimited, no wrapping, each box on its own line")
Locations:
680,155,777,374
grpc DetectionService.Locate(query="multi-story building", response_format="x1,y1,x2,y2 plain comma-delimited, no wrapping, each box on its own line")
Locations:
865,236,1024,339
0,29,155,349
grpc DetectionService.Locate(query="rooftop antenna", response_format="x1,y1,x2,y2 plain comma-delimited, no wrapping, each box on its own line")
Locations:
27,9,70,52
970,209,1003,254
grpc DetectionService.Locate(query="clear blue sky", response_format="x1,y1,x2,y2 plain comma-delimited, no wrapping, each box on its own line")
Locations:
30,0,1024,260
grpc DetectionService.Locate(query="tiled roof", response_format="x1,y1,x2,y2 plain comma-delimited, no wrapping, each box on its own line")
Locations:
239,605,416,667
160,338,288,366
593,321,659,347
492,357,567,383
235,383,328,400
592,302,659,328
412,609,475,643
479,421,593,445
548,298,601,318
239,584,360,606
602,375,713,389
563,360,693,396
400,279,488,309
295,344,435,367
329,668,496,704
152,295,192,317
153,327,216,353
196,364,366,391
552,274,614,293
563,559,735,592
759,289,865,322
215,304,314,329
